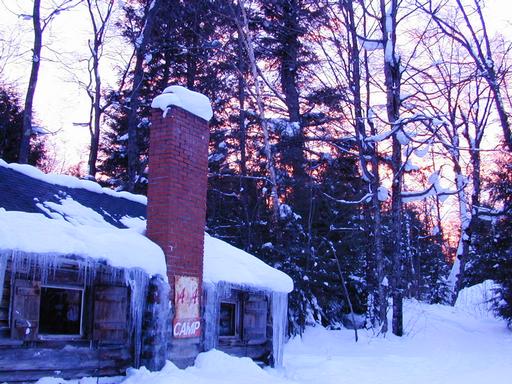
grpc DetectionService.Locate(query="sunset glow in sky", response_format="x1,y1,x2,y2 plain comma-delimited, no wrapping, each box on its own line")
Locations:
0,0,511,171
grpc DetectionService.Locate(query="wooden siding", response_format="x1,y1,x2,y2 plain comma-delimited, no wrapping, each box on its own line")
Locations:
0,346,132,381
0,252,139,382
203,283,273,364
93,286,129,342
11,279,41,340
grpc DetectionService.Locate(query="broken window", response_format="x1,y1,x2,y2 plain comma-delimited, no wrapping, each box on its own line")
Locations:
39,286,83,336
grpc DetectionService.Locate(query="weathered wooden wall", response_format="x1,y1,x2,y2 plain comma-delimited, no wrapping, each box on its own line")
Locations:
0,253,283,381
203,282,273,364
0,346,132,381
0,252,141,382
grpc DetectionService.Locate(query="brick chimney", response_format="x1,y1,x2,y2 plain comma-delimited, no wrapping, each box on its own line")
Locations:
146,87,211,364
147,105,209,284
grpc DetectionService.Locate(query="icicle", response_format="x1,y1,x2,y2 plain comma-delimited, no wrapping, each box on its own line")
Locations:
9,250,62,284
272,291,288,368
125,268,149,368
0,251,7,305
141,275,171,371
203,282,219,351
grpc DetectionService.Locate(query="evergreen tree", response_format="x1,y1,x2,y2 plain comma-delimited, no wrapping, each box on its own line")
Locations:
401,207,450,304
254,152,368,334
0,84,47,166
0,85,23,162
468,153,512,326
99,0,229,192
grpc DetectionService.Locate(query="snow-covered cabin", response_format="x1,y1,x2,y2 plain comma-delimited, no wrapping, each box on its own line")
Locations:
0,87,292,382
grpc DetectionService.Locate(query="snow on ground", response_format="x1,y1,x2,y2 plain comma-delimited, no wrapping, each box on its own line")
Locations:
282,300,511,384
454,279,498,318
34,283,511,384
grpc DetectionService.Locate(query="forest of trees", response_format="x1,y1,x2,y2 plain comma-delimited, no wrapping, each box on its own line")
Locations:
1,0,511,333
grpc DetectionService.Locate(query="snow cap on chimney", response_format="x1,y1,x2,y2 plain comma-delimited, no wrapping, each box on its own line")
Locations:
151,85,213,121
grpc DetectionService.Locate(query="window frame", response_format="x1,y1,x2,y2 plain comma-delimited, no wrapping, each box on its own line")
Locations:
217,291,269,345
38,283,85,340
218,300,239,338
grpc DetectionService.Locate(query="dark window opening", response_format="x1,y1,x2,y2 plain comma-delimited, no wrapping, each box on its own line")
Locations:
39,286,83,336
219,302,237,337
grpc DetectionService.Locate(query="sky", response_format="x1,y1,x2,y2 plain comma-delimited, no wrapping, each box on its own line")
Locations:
0,0,128,171
0,0,511,171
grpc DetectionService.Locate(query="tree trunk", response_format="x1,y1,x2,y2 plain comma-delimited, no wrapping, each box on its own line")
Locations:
278,0,309,220
19,0,42,164
126,0,161,192
381,0,404,336
451,166,470,302
87,34,102,177
344,0,388,333
488,70,511,151
86,0,114,178
236,36,252,249
372,167,388,333
236,0,280,225
451,112,484,303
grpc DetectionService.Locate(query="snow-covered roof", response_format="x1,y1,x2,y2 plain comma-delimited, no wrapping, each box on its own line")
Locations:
204,234,293,293
0,161,293,292
151,85,213,121
0,159,147,205
0,209,166,277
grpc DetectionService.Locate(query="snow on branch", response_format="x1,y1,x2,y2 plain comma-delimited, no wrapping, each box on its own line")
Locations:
401,175,460,203
322,192,372,205
208,173,273,184
357,36,384,51
365,113,446,144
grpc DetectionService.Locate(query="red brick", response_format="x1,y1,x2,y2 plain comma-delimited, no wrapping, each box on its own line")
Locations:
147,106,208,309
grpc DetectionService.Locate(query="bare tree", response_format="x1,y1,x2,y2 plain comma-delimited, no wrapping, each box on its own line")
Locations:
84,0,115,178
336,0,389,334
233,0,281,225
18,0,42,164
19,0,82,164
419,0,512,151
314,0,455,334
0,28,20,76
406,14,498,302
379,0,406,337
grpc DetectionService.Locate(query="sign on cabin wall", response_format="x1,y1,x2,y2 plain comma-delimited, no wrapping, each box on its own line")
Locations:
173,275,201,338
